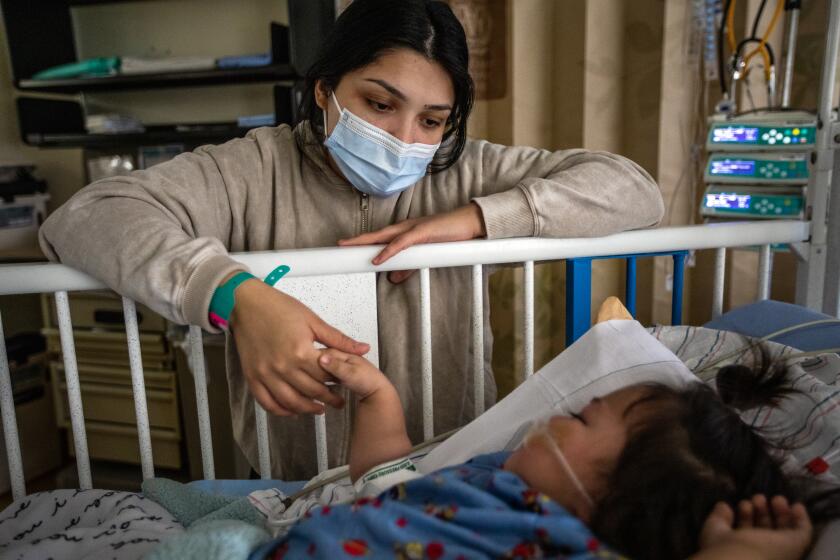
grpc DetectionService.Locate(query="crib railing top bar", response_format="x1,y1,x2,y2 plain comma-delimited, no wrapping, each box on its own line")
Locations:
0,221,809,296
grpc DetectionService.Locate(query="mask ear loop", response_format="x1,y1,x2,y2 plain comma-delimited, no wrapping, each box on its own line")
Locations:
322,91,344,139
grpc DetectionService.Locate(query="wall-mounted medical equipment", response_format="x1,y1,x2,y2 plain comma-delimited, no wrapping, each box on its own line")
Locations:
700,185,803,219
705,111,816,151
704,153,809,185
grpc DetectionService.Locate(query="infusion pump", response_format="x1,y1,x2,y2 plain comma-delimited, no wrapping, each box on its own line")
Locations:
705,111,817,151
701,111,813,223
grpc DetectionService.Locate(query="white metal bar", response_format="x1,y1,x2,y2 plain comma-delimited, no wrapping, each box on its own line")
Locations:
122,297,154,480
523,261,535,378
781,7,800,107
799,0,840,309
314,414,328,474
825,152,840,317
0,222,810,295
471,265,484,417
712,248,727,319
757,245,773,301
0,311,25,501
420,267,433,441
188,326,215,480
254,403,271,479
55,291,92,489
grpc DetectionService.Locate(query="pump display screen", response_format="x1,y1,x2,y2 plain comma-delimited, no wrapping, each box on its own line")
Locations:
712,127,759,143
709,123,816,148
710,160,755,176
705,193,751,210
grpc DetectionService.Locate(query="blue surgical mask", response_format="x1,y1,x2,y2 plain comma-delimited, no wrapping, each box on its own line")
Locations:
322,93,440,197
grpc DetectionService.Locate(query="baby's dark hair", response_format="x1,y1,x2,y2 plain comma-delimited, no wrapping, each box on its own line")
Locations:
590,352,840,560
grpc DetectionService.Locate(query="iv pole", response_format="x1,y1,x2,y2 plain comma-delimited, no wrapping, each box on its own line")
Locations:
796,0,840,314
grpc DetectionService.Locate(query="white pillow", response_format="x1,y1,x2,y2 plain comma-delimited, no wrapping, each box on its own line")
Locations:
417,319,697,473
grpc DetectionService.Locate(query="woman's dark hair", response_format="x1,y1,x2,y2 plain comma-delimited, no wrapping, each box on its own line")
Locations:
590,352,840,560
294,0,474,173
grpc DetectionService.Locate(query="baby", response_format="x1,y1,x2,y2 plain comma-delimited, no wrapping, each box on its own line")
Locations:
257,300,836,559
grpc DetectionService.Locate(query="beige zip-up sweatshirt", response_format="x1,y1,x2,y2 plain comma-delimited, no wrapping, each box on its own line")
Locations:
39,124,663,479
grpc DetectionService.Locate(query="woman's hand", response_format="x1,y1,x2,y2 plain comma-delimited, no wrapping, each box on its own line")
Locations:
696,495,813,560
318,349,391,400
338,203,486,283
229,279,370,416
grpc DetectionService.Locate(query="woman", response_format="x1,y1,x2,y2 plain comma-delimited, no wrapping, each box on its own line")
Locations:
39,0,664,479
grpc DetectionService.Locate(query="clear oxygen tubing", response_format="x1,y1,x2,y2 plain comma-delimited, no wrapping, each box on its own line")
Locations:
523,418,595,508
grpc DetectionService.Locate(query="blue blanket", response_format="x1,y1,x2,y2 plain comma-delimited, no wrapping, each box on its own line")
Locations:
251,452,620,560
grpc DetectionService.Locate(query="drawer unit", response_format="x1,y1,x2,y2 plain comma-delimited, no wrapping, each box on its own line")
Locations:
44,328,173,370
41,292,184,472
50,363,180,432
42,291,168,332
66,420,181,470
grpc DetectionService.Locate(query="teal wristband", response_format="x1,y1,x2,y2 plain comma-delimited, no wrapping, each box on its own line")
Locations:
208,265,291,330
208,271,255,329
263,265,290,286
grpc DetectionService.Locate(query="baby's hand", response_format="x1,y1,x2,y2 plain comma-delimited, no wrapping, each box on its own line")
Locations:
319,349,390,399
698,495,812,560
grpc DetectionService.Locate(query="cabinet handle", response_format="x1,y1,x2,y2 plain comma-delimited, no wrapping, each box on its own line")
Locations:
93,309,143,325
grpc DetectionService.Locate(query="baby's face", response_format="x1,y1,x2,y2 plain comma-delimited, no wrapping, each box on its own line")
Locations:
503,385,650,522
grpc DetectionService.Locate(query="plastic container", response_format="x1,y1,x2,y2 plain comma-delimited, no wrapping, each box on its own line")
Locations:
0,193,49,251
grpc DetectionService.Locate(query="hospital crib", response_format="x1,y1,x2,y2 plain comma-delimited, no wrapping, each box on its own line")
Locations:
0,218,812,502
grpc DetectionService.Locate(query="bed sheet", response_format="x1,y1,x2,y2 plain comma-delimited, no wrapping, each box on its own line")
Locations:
649,324,840,482
0,489,182,560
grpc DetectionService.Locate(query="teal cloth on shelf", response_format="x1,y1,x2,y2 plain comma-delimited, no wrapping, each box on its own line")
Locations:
32,57,120,80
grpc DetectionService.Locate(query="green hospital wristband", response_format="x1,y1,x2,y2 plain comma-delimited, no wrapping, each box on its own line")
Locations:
208,271,255,329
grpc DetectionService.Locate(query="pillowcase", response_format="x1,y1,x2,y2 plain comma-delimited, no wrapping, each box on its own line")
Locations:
417,319,697,473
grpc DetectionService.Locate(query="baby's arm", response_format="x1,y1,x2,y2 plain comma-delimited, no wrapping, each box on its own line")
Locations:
691,496,813,560
319,349,412,482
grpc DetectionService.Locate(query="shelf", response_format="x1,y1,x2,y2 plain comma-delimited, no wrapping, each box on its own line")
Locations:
16,64,297,94
23,123,266,148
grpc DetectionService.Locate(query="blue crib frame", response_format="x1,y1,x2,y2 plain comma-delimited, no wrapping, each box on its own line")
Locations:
565,251,689,346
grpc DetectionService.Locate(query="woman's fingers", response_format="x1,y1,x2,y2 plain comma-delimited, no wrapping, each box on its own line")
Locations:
287,366,345,409
311,318,369,356
249,380,293,417
388,270,415,283
373,230,426,265
339,221,413,246
261,375,326,415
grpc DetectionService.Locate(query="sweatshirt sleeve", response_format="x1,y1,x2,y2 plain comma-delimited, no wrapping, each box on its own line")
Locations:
467,140,664,240
38,133,272,332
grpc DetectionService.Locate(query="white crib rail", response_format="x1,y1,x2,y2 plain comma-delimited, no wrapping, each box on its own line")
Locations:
187,326,215,480
0,220,810,499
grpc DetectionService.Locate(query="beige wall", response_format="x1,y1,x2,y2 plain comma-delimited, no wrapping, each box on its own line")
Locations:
472,0,670,391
